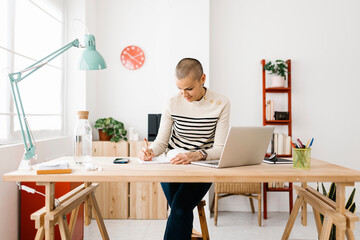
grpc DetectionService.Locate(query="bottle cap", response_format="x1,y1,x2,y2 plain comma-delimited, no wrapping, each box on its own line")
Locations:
77,111,89,119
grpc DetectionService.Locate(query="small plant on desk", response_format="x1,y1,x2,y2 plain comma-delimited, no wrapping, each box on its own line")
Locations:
94,117,127,142
317,182,356,240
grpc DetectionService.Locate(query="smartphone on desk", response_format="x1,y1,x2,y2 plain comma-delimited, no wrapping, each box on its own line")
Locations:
113,157,130,164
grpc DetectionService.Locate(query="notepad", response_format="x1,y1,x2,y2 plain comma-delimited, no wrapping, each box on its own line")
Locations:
137,149,189,164
263,157,293,164
36,162,70,170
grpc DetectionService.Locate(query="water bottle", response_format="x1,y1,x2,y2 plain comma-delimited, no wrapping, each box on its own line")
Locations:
74,111,92,164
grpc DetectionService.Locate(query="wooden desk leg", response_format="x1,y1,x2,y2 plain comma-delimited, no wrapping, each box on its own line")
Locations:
58,215,71,239
38,182,55,240
69,206,80,238
336,183,346,240
89,192,109,240
281,194,304,240
345,228,356,240
312,207,322,239
263,183,268,219
301,182,307,226
34,226,45,240
85,182,92,226
319,216,333,240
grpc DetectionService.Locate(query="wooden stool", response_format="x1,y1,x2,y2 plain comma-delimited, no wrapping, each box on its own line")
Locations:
191,200,210,240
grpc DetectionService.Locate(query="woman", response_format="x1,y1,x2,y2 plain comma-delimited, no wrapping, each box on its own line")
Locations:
139,58,230,240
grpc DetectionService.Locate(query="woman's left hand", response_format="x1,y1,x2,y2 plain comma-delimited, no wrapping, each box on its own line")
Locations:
170,151,203,165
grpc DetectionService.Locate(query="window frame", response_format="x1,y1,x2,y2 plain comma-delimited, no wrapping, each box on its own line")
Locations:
0,0,66,145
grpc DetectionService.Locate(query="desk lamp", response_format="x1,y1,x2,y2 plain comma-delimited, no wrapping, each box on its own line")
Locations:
8,34,107,170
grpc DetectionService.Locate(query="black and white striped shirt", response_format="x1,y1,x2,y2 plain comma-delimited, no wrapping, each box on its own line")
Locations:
150,89,230,160
168,115,218,151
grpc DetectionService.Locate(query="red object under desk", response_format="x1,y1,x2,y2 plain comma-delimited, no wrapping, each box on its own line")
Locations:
20,182,84,240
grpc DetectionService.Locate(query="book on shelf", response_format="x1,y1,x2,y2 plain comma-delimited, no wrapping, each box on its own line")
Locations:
268,182,286,188
271,133,292,155
266,99,274,120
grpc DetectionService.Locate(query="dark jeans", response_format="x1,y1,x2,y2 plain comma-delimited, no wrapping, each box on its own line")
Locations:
161,182,212,240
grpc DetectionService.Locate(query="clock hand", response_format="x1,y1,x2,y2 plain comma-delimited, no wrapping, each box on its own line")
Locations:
125,52,141,64
131,53,143,58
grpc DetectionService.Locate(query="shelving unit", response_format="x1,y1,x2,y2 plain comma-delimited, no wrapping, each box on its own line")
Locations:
261,59,293,219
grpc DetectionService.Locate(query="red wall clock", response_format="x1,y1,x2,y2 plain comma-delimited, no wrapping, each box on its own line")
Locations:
120,45,145,70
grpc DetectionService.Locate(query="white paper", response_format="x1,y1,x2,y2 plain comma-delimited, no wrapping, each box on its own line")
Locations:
137,149,189,164
36,162,69,170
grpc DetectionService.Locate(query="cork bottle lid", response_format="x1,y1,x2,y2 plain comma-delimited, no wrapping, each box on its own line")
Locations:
77,111,89,119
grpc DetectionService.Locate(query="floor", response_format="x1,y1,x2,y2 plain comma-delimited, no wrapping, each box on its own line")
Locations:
84,211,360,239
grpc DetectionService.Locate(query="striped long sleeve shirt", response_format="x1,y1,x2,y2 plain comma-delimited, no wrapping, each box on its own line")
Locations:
150,89,230,160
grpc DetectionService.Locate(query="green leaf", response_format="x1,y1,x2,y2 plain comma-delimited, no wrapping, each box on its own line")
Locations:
328,183,336,201
349,202,356,213
321,183,327,196
345,188,356,210
107,129,114,135
111,135,120,142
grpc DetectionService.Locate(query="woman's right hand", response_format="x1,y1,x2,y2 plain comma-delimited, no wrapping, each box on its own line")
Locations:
139,148,155,161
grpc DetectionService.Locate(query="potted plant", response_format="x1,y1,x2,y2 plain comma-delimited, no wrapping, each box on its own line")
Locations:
94,117,127,142
263,60,289,87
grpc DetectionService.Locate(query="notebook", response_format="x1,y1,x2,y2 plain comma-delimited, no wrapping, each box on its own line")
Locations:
191,126,274,168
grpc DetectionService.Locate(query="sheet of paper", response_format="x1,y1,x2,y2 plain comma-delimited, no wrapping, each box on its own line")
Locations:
35,162,70,170
137,149,189,164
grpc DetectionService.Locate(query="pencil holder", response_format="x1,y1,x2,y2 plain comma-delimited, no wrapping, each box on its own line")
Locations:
293,148,311,169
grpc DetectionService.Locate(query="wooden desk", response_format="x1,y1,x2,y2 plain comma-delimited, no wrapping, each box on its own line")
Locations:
3,157,360,240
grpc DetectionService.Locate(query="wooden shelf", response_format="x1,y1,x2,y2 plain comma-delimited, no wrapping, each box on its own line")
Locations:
265,120,291,125
267,187,292,191
261,59,293,220
265,87,291,93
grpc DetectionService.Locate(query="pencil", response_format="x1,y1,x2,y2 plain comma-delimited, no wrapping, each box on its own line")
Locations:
144,138,149,149
144,138,151,160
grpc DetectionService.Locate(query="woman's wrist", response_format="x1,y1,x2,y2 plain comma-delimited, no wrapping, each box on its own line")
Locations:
196,150,207,161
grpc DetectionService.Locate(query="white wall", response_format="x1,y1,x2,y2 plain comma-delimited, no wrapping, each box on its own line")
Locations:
88,0,210,139
65,0,87,137
210,0,360,211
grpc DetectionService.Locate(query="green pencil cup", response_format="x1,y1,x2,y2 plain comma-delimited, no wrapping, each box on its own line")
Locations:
293,148,311,169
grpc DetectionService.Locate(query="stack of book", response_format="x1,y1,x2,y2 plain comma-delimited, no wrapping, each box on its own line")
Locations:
268,182,286,188
271,133,292,155
35,162,71,174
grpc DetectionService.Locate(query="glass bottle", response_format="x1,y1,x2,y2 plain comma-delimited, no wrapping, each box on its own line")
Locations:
74,111,92,164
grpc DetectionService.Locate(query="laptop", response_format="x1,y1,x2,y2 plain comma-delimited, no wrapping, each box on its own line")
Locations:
191,126,275,168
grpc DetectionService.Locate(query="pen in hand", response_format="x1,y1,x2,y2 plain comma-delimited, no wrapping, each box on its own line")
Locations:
143,138,152,161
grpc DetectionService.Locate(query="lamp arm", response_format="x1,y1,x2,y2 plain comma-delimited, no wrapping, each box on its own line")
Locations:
8,39,80,161
9,39,80,83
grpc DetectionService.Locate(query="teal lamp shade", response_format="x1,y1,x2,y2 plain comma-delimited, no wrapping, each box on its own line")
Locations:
79,34,107,70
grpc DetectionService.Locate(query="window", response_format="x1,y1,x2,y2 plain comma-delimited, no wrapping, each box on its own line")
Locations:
0,0,65,145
